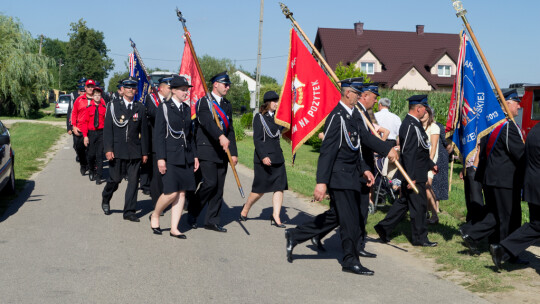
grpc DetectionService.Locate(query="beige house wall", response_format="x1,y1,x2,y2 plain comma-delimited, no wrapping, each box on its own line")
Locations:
392,67,432,91
355,51,382,73
430,54,456,76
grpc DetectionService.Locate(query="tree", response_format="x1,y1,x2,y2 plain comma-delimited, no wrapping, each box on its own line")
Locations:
107,71,129,92
41,37,68,90
334,62,371,83
0,14,55,117
63,19,114,91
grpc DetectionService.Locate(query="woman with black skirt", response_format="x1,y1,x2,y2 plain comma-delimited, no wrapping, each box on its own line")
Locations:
239,91,288,227
149,75,198,238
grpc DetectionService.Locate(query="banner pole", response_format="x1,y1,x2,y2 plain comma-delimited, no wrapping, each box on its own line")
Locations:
129,39,161,98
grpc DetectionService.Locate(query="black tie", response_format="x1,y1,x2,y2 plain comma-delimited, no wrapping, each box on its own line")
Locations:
94,104,99,128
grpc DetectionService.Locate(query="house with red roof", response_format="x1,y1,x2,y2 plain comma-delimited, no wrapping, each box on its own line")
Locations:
314,23,460,91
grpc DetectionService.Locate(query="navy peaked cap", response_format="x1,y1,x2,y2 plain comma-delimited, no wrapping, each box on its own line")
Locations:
408,94,429,106
503,89,521,102
210,71,231,84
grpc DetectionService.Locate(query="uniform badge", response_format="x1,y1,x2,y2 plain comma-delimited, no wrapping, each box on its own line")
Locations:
133,113,138,121
120,115,125,123
346,114,351,119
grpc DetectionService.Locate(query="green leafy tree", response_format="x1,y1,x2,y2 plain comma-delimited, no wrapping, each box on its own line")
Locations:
41,37,68,90
334,62,371,82
107,71,129,92
63,19,114,91
0,14,55,117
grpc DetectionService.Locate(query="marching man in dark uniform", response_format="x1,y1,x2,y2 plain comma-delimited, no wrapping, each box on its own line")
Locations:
101,77,149,222
239,91,288,227
149,75,198,239
187,71,238,232
374,95,438,247
460,90,525,257
285,79,376,276
110,79,124,103
490,118,540,270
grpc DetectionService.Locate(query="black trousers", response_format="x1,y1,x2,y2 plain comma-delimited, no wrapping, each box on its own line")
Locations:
102,158,141,217
463,167,485,223
376,183,429,245
139,153,152,191
289,189,363,267
461,185,522,243
149,153,163,206
501,203,540,258
86,129,103,177
188,160,227,225
73,134,88,167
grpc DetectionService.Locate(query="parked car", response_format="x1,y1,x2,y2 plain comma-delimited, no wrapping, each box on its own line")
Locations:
55,94,71,117
0,120,15,194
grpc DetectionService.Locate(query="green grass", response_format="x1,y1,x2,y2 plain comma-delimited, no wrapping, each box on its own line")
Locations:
236,136,532,293
0,102,67,122
0,122,65,215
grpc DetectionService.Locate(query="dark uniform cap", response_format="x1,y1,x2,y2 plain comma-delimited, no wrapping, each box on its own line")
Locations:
169,75,192,88
116,79,124,89
78,85,85,91
210,71,231,84
78,77,87,84
263,91,279,102
503,89,521,102
408,94,429,107
363,83,380,96
158,76,174,85
340,77,364,94
122,77,138,88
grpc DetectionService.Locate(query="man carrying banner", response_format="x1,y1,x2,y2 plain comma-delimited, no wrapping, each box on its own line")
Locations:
460,90,525,258
187,71,237,233
285,79,376,275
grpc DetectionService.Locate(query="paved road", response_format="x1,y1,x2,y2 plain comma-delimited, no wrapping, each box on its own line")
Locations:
0,136,489,303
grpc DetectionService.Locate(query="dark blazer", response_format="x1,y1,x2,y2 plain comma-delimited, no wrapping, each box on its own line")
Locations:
399,114,436,184
144,93,166,153
316,102,369,191
523,123,540,205
195,94,237,163
253,112,284,164
476,120,524,189
103,99,149,160
154,99,196,166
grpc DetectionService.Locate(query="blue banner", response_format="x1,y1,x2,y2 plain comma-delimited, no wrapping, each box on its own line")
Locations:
452,38,506,162
132,54,150,105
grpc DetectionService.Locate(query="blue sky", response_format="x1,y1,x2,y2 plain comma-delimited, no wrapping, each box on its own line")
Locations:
2,0,539,87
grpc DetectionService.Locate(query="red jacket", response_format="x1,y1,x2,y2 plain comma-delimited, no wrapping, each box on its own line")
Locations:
80,99,107,137
71,94,92,130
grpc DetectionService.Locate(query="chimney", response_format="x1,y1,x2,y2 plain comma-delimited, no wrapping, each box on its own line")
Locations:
354,22,364,36
416,25,425,35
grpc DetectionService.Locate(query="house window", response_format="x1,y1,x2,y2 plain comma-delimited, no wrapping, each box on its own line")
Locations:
438,65,451,77
360,62,375,75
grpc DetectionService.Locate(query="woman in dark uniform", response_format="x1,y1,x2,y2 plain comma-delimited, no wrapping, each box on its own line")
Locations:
239,91,288,227
149,75,199,238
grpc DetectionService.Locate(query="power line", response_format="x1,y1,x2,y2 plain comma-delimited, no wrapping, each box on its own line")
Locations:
109,52,287,62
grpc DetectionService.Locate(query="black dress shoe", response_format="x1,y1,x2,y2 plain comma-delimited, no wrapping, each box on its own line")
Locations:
358,249,377,258
95,177,103,185
311,236,326,252
413,241,438,247
204,224,227,232
285,229,297,263
101,200,111,215
124,214,140,222
342,264,374,276
88,170,95,181
149,214,162,235
374,224,390,243
80,166,87,176
170,232,187,239
142,189,150,195
270,215,286,228
459,228,479,254
489,244,504,270
187,214,198,229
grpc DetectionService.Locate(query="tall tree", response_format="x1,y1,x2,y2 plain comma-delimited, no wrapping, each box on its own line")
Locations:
63,19,114,91
0,14,55,117
41,37,68,90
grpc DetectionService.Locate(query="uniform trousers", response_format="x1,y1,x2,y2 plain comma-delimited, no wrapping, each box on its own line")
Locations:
86,129,103,177
463,167,485,223
139,153,152,191
73,134,88,167
289,189,363,267
149,153,163,206
102,158,141,217
377,183,428,244
188,160,228,225
461,186,521,243
501,203,540,258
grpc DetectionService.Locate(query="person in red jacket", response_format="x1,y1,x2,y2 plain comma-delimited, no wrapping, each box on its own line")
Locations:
71,79,96,175
81,87,107,184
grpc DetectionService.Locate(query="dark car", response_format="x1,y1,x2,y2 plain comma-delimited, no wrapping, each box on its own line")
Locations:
0,120,15,194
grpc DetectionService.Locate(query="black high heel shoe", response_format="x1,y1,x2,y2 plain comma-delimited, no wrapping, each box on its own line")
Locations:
239,204,248,222
270,215,286,228
149,214,162,235
170,232,187,239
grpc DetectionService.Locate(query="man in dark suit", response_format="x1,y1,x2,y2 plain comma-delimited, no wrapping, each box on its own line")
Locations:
374,95,438,247
187,71,238,232
459,90,525,255
285,79,376,275
490,122,540,270
67,79,86,163
101,77,149,222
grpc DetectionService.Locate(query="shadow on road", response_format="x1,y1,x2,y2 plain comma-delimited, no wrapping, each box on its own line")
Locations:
0,180,36,223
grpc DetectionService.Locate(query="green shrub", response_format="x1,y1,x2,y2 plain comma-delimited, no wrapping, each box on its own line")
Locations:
233,116,245,141
240,112,253,129
378,89,451,124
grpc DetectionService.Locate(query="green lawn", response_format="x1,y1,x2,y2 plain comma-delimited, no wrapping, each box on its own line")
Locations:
236,136,531,293
0,122,65,215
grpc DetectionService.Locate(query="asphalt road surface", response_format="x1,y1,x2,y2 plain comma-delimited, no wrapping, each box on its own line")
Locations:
0,136,489,303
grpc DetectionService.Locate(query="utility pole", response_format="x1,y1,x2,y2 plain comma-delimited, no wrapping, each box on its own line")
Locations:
39,34,43,55
254,0,264,114
58,59,64,90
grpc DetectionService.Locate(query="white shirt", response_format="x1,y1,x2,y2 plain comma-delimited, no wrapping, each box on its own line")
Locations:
171,97,182,109
123,97,134,109
211,92,222,106
339,101,354,116
158,93,166,102
375,108,402,140
268,111,274,117
407,113,420,123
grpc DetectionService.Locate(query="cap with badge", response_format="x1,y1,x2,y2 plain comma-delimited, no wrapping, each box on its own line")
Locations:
122,77,138,88
263,91,279,102
210,71,231,84
407,94,429,107
503,89,521,102
340,77,364,94
78,77,87,84
77,85,85,91
169,75,192,88
158,76,174,86
362,83,380,96
85,79,96,86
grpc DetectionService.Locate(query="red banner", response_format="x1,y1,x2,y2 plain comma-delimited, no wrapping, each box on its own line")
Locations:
179,34,205,119
446,32,467,136
275,29,341,155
